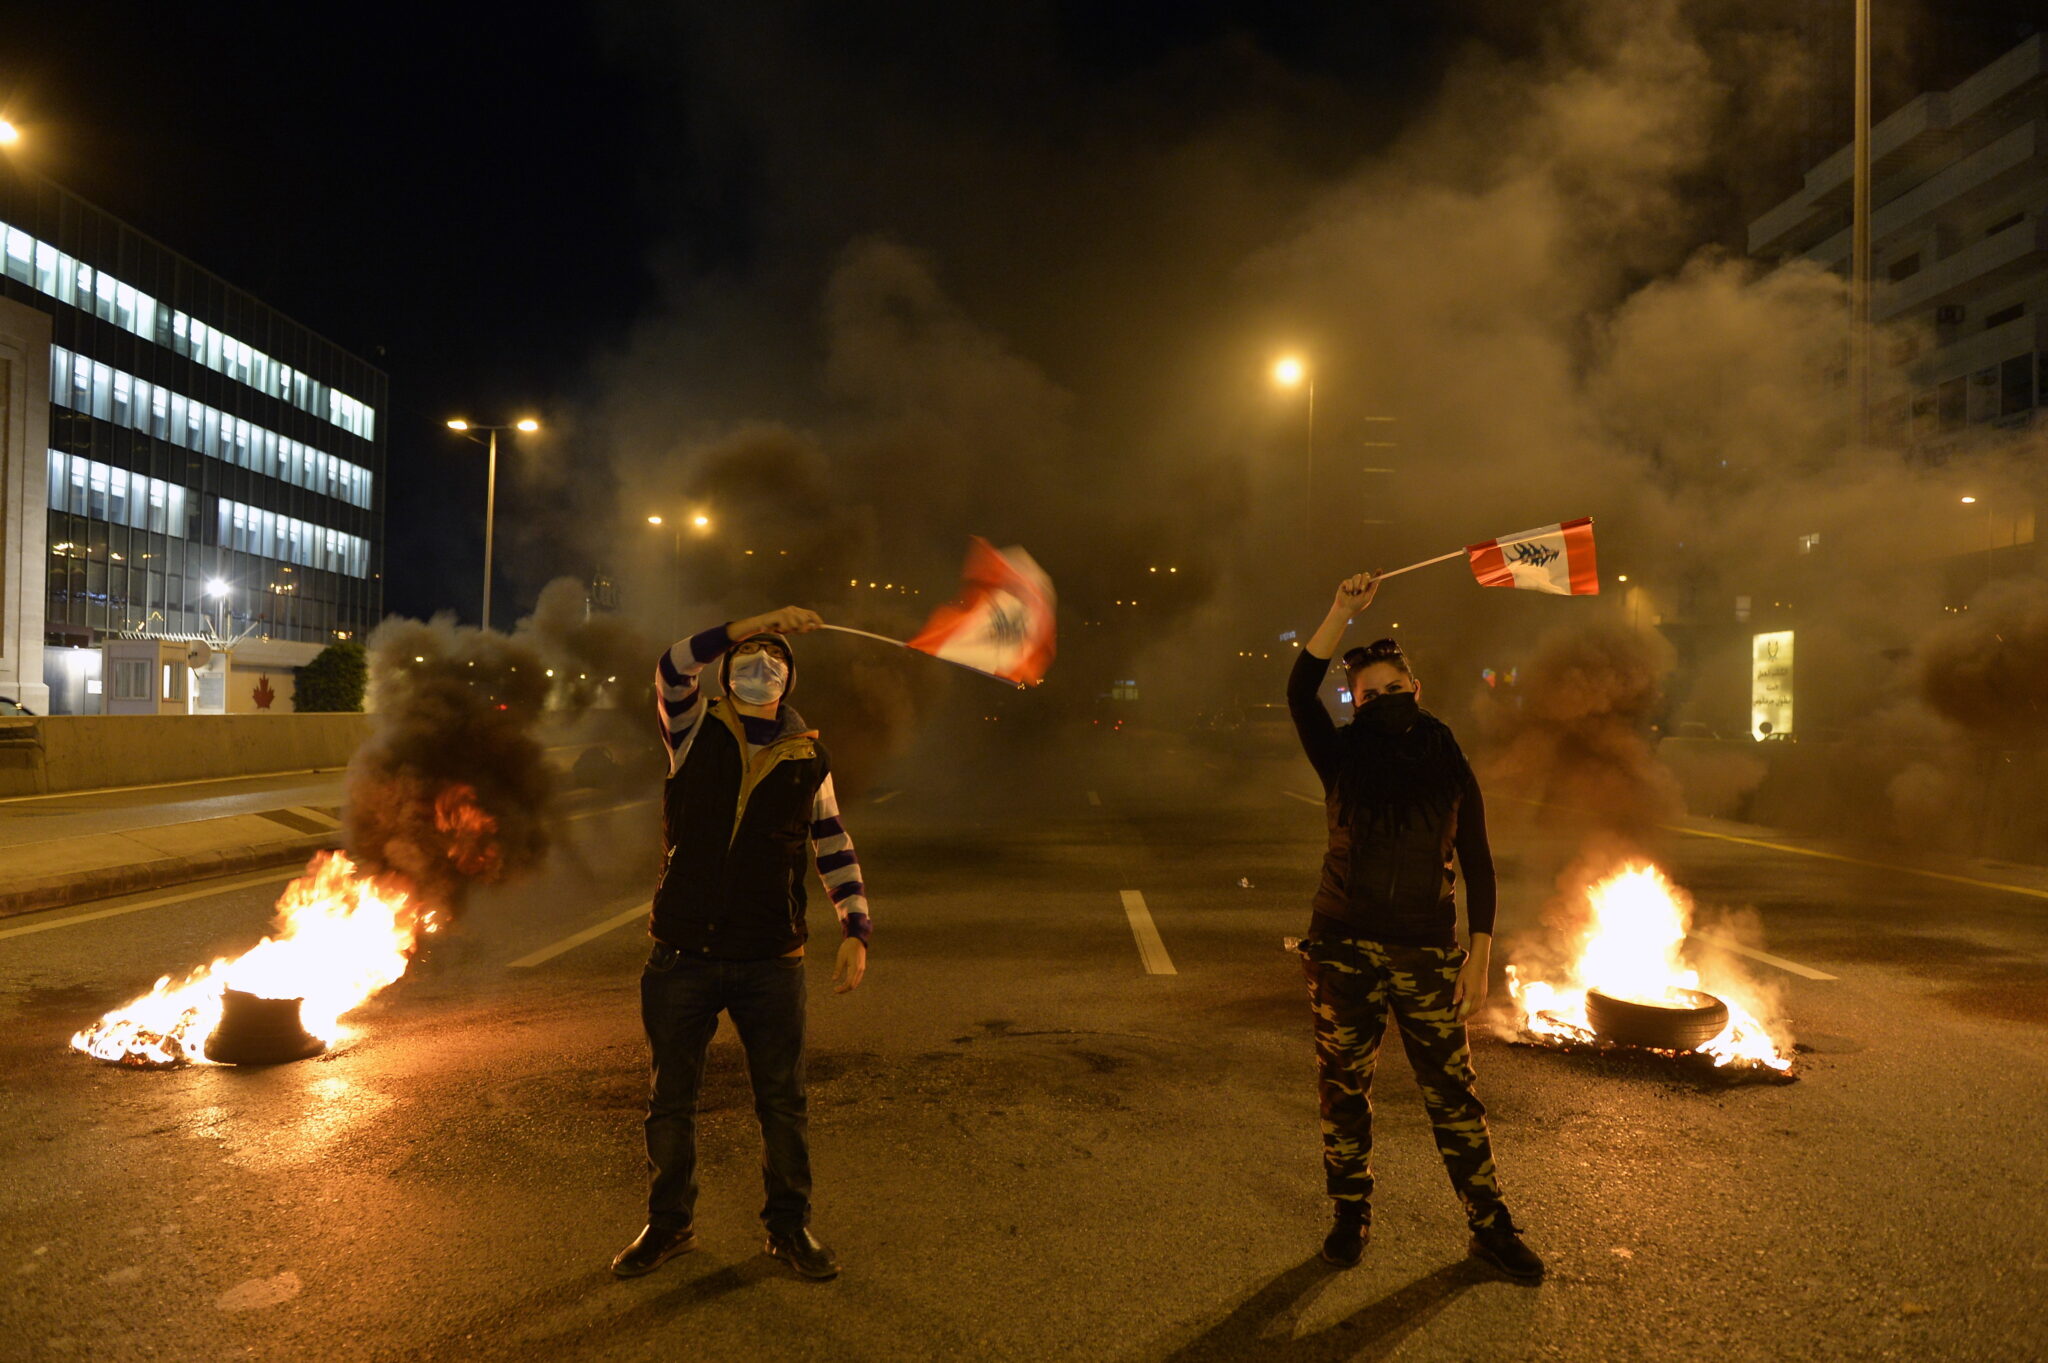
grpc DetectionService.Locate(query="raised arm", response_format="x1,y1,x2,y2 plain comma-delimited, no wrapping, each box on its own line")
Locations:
1289,573,1381,787
655,605,827,775
655,624,734,774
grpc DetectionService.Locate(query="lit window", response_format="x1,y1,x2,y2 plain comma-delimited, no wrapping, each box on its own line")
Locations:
0,218,377,437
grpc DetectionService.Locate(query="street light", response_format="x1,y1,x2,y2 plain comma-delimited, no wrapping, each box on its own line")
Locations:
203,577,230,640
1272,355,1316,570
444,416,541,631
0,120,20,148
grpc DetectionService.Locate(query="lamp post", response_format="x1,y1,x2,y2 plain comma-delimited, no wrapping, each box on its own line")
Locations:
1851,0,1872,444
1273,357,1314,532
445,417,540,631
646,511,712,623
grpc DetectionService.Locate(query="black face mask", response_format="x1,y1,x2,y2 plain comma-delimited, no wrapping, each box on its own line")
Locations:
1355,690,1420,733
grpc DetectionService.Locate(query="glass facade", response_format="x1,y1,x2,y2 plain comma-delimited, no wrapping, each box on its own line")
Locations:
1,165,386,645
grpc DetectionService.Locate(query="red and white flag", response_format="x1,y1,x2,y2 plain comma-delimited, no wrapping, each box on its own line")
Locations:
1466,518,1599,596
908,538,1057,685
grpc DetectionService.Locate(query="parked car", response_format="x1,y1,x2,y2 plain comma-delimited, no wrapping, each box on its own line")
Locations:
0,695,32,716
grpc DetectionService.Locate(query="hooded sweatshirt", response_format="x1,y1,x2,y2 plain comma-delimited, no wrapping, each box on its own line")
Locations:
651,624,870,957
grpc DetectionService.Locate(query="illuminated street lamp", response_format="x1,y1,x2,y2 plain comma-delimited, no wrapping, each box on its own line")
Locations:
1273,355,1317,569
443,416,541,631
203,576,230,639
0,120,20,148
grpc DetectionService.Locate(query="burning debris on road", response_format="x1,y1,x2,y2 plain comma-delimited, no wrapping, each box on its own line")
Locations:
71,615,568,1069
69,852,437,1067
1505,861,1796,1082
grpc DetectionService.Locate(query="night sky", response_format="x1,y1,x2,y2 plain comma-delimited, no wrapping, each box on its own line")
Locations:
3,1,2039,631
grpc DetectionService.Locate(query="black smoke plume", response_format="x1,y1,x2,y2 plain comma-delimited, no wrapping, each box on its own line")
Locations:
345,618,554,911
1480,623,1683,845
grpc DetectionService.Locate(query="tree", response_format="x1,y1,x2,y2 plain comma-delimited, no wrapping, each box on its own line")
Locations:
295,640,368,713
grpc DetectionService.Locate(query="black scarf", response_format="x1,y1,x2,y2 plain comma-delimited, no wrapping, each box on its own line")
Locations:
1336,702,1469,837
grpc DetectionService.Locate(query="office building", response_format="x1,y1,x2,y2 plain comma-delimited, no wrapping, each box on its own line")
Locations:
0,165,386,712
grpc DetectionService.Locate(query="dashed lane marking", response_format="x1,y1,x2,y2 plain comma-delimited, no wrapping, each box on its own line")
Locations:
1120,890,1177,975
0,868,301,940
1667,821,2048,903
1087,791,1103,807
508,894,650,968
1688,930,1837,981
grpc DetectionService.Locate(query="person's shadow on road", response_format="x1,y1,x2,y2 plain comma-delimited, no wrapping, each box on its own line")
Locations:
1157,1255,1492,1362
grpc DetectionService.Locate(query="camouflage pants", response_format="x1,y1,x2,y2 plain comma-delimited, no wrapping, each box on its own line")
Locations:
1301,935,1507,1230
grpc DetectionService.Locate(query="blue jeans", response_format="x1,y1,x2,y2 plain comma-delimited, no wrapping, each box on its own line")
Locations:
640,944,812,1237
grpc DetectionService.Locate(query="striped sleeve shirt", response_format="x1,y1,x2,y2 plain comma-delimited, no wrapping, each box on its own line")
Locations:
655,624,872,945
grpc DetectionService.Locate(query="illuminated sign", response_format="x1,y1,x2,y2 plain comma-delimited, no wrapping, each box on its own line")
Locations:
1751,631,1793,740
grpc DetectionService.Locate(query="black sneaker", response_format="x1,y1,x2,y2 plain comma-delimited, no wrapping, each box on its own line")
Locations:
1320,1209,1371,1268
611,1224,697,1278
1469,1219,1544,1284
766,1227,841,1281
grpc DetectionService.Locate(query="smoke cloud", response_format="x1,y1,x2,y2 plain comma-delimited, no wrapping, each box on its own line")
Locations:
346,617,555,912
474,1,2047,834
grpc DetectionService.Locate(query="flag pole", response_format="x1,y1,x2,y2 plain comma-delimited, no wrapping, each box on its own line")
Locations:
816,623,1026,688
1367,528,1579,584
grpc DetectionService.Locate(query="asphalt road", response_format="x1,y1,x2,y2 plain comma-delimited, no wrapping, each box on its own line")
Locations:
3,732,2046,1362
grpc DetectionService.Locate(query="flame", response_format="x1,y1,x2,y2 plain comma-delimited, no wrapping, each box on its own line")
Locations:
69,852,439,1067
1506,862,1793,1072
434,783,503,881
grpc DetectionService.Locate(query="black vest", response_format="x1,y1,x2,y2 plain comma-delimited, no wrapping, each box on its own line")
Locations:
1310,717,1468,948
652,699,831,959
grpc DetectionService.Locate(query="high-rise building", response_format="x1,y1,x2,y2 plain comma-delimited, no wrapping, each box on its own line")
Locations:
0,164,386,712
1749,34,2046,446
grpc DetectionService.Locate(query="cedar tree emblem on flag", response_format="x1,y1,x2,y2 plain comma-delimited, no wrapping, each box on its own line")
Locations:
908,538,1057,685
1465,518,1599,596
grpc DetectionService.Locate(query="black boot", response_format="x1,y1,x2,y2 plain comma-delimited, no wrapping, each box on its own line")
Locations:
765,1227,841,1280
611,1224,697,1278
1469,1217,1544,1284
1319,1206,1370,1268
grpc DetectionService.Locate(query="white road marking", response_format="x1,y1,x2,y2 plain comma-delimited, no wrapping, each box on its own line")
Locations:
1688,931,1838,981
1282,790,1321,806
508,895,650,968
0,868,301,940
1120,890,1177,975
1087,791,1103,807
564,799,655,823
285,806,342,829
0,768,346,806
871,790,903,805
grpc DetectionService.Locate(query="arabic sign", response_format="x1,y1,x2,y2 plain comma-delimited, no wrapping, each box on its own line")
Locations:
1751,631,1793,740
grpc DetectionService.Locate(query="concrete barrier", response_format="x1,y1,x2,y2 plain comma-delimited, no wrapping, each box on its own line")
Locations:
0,713,373,797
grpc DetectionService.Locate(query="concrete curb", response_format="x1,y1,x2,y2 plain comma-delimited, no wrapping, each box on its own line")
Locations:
0,832,342,921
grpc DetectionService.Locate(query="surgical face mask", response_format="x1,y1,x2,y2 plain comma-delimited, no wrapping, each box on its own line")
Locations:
728,651,788,706
1356,689,1419,733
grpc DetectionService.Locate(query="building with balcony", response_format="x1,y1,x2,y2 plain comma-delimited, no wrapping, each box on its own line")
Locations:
0,164,386,712
1749,34,2046,445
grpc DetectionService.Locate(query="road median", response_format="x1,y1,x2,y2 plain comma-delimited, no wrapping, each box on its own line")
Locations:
0,809,344,919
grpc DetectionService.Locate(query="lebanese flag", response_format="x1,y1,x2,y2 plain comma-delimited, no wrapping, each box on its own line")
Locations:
1466,518,1599,595
908,538,1057,685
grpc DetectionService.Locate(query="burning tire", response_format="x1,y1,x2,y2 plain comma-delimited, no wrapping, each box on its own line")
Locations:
1585,987,1729,1053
